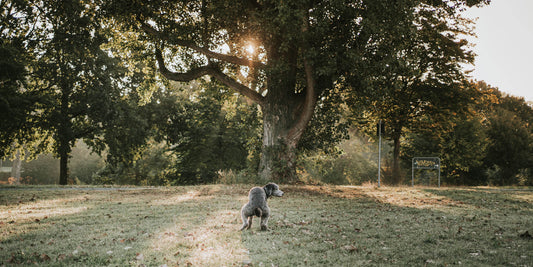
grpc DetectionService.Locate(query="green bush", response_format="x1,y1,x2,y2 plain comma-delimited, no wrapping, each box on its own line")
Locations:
298,134,379,185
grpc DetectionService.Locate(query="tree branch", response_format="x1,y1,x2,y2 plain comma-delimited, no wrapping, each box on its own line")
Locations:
209,68,265,106
140,20,266,69
287,11,318,146
155,48,212,81
287,58,317,145
155,48,265,106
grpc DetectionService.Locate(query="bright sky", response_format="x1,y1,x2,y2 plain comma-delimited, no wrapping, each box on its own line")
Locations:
463,0,533,102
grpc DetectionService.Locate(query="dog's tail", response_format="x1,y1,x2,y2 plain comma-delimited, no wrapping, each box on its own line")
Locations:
254,208,262,217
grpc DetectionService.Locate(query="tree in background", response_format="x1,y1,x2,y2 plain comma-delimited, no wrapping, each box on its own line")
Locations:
28,1,128,185
1,0,137,185
404,81,533,186
0,1,39,158
483,91,533,185
347,1,480,184
161,82,262,184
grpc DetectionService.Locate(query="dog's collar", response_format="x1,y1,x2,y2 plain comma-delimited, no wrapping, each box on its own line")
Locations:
264,187,270,198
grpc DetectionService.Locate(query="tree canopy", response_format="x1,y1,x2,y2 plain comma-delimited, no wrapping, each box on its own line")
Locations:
104,0,489,182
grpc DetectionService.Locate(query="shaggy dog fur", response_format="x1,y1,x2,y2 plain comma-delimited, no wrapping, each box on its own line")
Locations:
240,183,284,231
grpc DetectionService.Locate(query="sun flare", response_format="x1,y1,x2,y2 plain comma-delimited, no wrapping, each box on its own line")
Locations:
245,44,255,55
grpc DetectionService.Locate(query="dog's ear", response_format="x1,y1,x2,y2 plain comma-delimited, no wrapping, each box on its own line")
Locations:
264,183,273,197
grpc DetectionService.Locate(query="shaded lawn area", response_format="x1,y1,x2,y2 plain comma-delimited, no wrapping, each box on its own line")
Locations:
0,185,531,266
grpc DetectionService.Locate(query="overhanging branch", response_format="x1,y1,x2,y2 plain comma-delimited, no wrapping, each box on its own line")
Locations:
155,48,212,81
155,48,265,106
209,68,265,105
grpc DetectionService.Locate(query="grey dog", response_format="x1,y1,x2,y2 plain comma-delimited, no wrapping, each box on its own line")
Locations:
240,183,284,231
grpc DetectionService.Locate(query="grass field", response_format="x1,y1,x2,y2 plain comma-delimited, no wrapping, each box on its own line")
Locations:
0,184,531,266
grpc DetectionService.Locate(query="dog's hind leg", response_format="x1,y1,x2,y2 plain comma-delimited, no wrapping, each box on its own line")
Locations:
240,215,251,231
240,206,251,231
246,216,253,229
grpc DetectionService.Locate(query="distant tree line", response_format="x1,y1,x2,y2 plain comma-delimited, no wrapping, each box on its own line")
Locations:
4,0,531,186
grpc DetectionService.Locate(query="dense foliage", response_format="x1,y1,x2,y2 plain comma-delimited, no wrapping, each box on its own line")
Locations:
402,82,533,186
3,0,532,186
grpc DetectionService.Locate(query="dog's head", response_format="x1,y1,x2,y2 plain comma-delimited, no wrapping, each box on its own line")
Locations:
264,183,284,198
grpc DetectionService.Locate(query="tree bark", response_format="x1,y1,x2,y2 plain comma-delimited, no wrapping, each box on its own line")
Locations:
59,151,69,185
58,82,72,185
391,131,402,185
259,100,298,183
11,150,21,185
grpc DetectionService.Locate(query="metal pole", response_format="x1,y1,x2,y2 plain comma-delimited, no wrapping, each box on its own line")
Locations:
377,120,381,188
412,158,414,187
438,158,441,188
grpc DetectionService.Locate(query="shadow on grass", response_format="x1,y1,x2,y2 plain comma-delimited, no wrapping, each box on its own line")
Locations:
0,185,250,266
422,187,532,210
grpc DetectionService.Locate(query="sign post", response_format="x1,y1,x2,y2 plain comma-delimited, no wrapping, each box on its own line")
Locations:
412,157,441,187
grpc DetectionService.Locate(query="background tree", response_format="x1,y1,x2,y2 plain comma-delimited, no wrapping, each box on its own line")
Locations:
403,81,533,186
0,1,39,157
22,0,129,184
347,1,480,184
483,92,533,185
93,80,262,185
403,101,489,185
161,81,262,184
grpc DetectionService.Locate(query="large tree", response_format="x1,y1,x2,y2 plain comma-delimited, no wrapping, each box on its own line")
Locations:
24,0,127,185
0,0,39,157
106,0,488,182
347,1,484,184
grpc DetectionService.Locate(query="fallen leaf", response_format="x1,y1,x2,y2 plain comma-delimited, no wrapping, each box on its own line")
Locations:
519,231,532,239
343,245,358,253
40,254,51,261
136,253,144,260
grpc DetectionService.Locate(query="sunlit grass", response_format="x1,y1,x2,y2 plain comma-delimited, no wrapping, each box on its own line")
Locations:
0,185,531,266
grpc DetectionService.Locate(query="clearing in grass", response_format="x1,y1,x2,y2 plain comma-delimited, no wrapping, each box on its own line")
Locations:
0,185,531,266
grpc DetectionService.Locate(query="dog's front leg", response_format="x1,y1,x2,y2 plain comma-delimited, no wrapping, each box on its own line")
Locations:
260,206,270,231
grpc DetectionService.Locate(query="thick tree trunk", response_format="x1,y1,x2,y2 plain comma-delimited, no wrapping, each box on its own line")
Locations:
10,150,21,185
58,86,72,186
257,47,316,183
259,101,298,183
59,151,69,185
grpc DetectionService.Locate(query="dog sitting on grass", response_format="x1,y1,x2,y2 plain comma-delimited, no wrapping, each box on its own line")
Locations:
240,183,284,231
